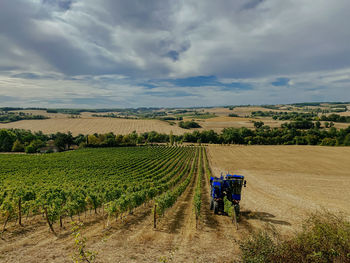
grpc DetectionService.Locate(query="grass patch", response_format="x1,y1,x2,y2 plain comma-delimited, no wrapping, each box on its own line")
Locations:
240,211,350,263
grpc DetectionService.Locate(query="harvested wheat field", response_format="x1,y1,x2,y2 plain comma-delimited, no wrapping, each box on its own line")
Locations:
207,145,350,233
0,118,185,136
198,116,284,132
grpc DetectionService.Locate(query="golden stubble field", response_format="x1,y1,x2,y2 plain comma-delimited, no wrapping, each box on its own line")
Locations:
207,145,350,233
0,117,185,135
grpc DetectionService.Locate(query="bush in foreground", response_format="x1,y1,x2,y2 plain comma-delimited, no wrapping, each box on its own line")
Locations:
240,211,350,263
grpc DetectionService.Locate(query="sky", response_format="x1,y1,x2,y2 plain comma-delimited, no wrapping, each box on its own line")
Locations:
0,0,350,108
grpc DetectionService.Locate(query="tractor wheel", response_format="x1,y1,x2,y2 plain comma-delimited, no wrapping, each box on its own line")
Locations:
214,201,219,214
210,198,214,210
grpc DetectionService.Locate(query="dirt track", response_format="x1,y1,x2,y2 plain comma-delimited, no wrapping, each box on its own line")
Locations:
207,145,350,234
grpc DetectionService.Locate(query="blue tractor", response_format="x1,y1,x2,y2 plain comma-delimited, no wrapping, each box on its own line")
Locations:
210,173,246,218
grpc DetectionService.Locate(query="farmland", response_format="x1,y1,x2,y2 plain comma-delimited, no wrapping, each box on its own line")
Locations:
0,145,349,262
0,117,185,136
1,103,349,136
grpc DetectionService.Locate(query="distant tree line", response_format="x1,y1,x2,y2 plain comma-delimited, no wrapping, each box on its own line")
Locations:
0,112,48,123
1,120,350,153
252,111,350,123
318,114,350,123
251,111,317,120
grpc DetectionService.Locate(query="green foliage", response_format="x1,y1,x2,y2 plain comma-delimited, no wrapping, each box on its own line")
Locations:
0,112,48,123
240,212,350,263
0,129,16,151
155,148,199,216
252,111,317,121
194,148,203,223
179,121,201,129
11,139,24,152
0,146,196,232
71,221,97,263
223,196,233,216
25,139,45,153
320,114,350,123
320,138,337,146
253,121,264,129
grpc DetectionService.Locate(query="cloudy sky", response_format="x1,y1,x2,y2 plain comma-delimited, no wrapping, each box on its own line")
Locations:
0,0,350,108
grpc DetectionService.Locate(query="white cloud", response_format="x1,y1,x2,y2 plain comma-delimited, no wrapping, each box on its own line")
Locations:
0,0,349,107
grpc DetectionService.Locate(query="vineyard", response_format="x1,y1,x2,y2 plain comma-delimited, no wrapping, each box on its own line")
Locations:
0,145,248,262
0,146,200,235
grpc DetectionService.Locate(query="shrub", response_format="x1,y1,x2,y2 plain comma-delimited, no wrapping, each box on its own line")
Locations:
25,145,36,153
178,121,201,129
11,139,24,152
321,137,337,146
240,211,350,263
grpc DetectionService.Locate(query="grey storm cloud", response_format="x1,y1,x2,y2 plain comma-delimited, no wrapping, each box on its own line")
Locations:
0,0,350,107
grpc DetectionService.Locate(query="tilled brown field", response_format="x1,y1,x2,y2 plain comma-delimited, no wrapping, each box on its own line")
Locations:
207,145,350,233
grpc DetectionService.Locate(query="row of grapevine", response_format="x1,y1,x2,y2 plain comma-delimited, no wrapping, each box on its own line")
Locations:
193,147,204,227
154,148,199,227
105,148,196,224
203,147,212,179
0,146,197,234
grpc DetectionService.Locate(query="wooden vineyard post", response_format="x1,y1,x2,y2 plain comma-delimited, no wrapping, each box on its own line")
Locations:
18,198,22,226
232,207,238,230
153,204,157,229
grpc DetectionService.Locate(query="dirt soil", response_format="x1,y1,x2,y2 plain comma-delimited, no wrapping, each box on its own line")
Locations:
207,145,350,234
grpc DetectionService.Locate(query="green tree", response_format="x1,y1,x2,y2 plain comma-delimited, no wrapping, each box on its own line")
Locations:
11,139,24,152
343,134,350,146
0,129,16,152
315,121,321,129
169,131,174,146
253,121,264,129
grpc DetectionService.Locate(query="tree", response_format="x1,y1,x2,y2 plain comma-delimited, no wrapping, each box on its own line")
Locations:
169,131,174,146
25,139,45,153
87,135,99,146
0,129,16,152
12,139,24,152
315,121,321,129
253,121,264,129
343,134,350,146
54,132,74,151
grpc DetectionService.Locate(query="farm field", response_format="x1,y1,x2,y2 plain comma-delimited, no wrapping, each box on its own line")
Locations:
0,117,185,136
207,145,350,233
1,145,350,262
2,104,350,136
